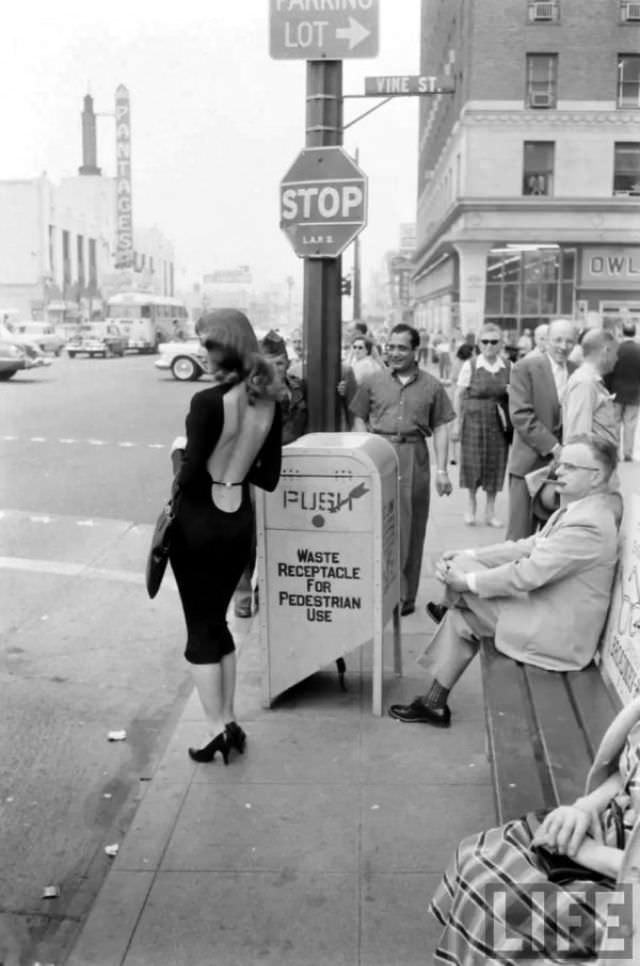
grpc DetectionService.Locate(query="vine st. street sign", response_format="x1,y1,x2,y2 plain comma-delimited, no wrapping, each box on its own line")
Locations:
280,147,367,259
364,75,456,96
269,0,379,60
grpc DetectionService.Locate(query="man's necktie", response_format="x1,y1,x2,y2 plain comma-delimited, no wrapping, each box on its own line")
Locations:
539,506,567,538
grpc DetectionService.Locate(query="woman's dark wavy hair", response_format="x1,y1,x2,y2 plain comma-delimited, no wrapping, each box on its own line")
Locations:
203,338,279,404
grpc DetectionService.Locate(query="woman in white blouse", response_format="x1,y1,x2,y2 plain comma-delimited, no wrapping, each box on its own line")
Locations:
452,324,511,526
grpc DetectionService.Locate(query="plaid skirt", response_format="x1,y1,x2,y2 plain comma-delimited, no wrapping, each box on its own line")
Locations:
429,819,616,965
459,400,509,493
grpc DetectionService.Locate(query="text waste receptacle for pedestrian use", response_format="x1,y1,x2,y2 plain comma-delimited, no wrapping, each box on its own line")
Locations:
256,433,402,715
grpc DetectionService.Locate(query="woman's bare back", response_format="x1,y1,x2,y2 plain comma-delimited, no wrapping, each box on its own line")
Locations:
207,384,275,512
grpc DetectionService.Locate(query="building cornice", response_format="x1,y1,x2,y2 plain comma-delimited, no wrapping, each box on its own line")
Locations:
414,197,640,276
460,107,640,127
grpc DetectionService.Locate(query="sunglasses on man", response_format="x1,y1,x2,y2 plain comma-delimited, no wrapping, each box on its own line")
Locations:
480,338,500,345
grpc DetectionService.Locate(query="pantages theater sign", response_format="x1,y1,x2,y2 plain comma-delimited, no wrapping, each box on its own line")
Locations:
115,85,133,270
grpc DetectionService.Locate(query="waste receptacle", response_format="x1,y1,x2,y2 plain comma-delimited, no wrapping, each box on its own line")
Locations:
256,432,401,715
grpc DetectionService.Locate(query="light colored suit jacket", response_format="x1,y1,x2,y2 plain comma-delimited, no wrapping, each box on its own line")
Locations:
470,492,619,671
508,352,575,477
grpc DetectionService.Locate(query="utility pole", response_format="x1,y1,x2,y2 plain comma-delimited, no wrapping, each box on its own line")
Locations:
303,61,343,433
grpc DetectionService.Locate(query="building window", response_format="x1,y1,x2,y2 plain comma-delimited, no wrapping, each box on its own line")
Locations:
484,246,576,339
614,143,640,195
523,141,555,195
618,55,640,108
619,2,640,24
526,53,557,108
77,235,85,290
88,238,97,292
62,230,71,292
527,1,560,23
48,225,55,279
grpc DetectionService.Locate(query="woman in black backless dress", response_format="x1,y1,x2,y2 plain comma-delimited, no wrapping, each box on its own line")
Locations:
169,309,281,764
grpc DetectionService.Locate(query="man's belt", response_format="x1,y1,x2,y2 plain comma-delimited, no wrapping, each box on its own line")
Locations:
373,431,423,444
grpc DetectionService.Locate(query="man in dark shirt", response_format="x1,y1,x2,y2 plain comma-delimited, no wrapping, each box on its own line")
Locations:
350,323,455,616
605,321,640,462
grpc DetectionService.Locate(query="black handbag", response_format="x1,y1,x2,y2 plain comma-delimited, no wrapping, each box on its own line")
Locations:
496,399,514,445
525,806,622,887
145,489,180,599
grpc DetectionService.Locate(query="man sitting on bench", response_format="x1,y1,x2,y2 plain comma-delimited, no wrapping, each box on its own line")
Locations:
389,434,621,728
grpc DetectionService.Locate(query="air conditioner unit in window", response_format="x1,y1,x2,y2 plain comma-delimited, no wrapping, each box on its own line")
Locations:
622,2,640,21
532,2,556,20
529,91,554,108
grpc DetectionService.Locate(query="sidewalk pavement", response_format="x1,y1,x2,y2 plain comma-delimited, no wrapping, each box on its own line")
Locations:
65,478,510,966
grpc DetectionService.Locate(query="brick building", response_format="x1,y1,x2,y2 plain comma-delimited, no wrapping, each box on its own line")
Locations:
413,0,640,341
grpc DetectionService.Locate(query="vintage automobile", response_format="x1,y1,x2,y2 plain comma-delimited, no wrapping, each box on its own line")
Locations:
0,337,38,380
154,340,208,381
13,322,66,355
67,323,128,359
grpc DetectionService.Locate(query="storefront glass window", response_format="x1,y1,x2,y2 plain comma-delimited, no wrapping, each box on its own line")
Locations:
484,246,576,341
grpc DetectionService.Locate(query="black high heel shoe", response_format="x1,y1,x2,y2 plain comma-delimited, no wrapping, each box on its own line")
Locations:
225,721,246,754
188,730,230,764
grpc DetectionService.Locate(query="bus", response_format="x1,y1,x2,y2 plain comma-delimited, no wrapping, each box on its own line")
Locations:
105,293,191,353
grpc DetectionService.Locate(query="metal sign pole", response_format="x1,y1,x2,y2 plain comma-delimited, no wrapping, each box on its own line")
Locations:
303,60,343,433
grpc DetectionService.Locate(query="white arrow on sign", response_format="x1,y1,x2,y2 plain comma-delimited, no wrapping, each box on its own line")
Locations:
336,17,370,51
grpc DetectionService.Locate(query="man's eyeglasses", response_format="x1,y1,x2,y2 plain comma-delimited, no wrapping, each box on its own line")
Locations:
556,460,600,472
480,339,499,345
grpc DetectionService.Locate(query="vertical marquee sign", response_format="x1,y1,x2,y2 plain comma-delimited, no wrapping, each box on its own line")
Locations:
114,85,133,269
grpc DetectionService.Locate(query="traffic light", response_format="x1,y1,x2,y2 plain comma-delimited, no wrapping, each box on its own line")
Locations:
341,276,352,296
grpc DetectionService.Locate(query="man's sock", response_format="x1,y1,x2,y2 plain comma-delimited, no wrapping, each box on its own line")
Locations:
423,679,450,711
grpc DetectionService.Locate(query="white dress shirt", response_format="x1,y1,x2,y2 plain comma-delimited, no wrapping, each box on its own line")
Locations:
548,356,569,399
456,354,507,390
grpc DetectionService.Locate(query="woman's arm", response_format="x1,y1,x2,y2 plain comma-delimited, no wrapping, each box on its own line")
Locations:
573,839,623,879
174,392,220,489
246,404,282,492
532,773,624,857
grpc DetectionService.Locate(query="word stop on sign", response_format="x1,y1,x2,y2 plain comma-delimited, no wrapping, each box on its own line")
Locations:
281,183,364,222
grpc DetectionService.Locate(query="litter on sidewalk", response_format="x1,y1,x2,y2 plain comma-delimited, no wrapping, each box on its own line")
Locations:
107,730,127,742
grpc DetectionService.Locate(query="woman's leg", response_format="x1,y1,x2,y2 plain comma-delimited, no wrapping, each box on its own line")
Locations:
464,487,477,524
220,651,237,723
190,663,226,738
484,491,501,526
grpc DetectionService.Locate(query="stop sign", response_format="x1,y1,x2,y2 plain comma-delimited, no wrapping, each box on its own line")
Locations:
279,146,367,259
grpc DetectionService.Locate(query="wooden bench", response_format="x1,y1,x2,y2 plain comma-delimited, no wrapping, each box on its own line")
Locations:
480,639,621,824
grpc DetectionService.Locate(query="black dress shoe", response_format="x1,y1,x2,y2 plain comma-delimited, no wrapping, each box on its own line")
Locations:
426,602,448,624
400,601,416,617
388,698,451,727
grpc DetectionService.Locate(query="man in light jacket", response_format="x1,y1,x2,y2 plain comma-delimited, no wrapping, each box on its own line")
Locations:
389,435,620,728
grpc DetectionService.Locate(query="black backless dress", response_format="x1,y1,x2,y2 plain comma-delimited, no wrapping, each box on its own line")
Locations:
169,384,281,664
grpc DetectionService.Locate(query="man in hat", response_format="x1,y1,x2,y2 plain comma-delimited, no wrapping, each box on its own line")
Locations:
233,329,307,618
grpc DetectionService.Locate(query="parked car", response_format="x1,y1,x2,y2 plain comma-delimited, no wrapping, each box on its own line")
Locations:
155,340,208,381
0,338,37,380
13,322,66,355
67,323,128,358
